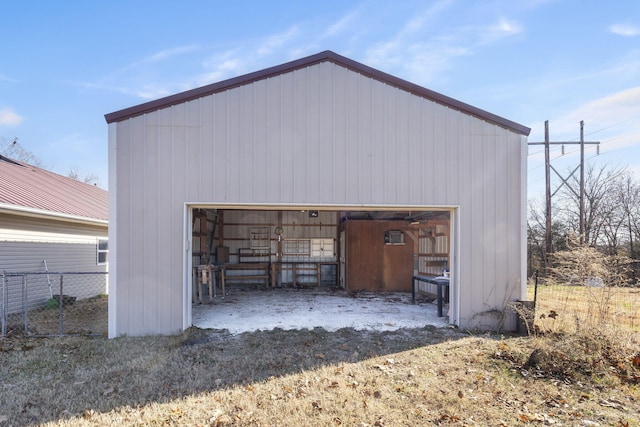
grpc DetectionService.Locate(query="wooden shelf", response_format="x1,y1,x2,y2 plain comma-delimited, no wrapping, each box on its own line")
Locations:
224,263,270,286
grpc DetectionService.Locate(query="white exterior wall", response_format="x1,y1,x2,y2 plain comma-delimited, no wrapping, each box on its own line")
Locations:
109,61,527,336
0,213,108,273
0,213,108,314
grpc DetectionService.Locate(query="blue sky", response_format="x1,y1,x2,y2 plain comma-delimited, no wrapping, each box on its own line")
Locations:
1,0,639,198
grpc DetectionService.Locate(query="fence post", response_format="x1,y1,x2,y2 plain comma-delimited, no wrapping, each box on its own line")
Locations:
1,272,6,337
23,275,28,333
534,270,539,307
58,274,64,336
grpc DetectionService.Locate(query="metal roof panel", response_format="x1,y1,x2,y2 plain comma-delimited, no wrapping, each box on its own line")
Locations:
0,156,108,222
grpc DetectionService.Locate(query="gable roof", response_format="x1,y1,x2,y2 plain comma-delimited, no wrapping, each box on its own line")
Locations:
0,156,108,225
105,50,530,136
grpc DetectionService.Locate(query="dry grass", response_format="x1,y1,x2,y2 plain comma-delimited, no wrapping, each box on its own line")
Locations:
528,284,640,333
1,323,639,426
4,295,108,337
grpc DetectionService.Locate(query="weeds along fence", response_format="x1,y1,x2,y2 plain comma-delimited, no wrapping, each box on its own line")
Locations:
1,272,108,337
526,279,640,334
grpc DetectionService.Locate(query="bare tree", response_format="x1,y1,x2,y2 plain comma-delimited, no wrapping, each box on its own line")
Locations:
537,163,640,285
2,137,102,187
550,233,630,287
555,164,626,247
68,167,101,187
527,197,570,277
0,137,44,168
619,173,640,254
618,172,640,282
527,198,546,275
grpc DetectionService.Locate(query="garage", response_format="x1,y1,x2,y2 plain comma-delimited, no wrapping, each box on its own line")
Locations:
187,207,452,331
105,50,530,337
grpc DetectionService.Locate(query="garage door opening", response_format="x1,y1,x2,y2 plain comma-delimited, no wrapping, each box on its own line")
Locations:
187,206,455,332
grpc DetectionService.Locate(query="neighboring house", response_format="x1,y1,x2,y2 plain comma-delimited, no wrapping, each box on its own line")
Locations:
105,50,531,337
0,155,108,310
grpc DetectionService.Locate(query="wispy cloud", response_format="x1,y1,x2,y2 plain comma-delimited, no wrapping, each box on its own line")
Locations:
479,18,523,45
364,2,524,86
132,84,175,100
0,74,20,84
256,26,300,58
610,23,640,37
0,108,23,126
544,87,640,154
324,10,359,38
87,2,527,102
405,0,457,35
520,51,640,102
79,80,172,101
196,26,302,87
364,0,455,78
368,0,452,53
85,24,310,101
123,45,201,71
79,45,202,99
402,42,470,83
196,49,247,87
82,2,525,105
495,44,640,133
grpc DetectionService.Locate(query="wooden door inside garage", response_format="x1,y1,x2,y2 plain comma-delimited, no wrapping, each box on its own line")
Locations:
339,220,413,292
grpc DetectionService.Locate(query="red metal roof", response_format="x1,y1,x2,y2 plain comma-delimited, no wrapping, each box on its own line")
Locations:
0,156,108,222
105,50,530,136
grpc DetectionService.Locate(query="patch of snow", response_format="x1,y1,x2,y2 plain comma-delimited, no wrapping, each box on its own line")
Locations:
192,288,449,334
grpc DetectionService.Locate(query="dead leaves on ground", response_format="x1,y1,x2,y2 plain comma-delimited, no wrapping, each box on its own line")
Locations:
487,337,639,427
439,413,461,422
111,338,640,426
517,412,557,424
5,330,638,427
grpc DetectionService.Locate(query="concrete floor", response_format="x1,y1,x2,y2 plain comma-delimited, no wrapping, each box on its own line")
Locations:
191,286,449,334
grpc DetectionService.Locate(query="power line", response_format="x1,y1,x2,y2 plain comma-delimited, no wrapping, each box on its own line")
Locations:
582,117,638,137
528,120,600,273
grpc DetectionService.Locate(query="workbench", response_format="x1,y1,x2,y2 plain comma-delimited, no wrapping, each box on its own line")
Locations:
412,275,450,317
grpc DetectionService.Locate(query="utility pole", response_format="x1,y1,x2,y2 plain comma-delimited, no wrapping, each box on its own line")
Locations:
579,121,585,243
529,121,599,274
544,122,552,260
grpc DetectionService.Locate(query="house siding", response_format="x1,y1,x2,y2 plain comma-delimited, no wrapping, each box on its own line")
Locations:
0,213,108,272
109,60,527,336
0,213,108,315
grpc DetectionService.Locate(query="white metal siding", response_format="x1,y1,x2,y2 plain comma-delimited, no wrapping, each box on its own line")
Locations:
0,241,106,273
0,213,108,273
110,61,526,335
0,213,108,315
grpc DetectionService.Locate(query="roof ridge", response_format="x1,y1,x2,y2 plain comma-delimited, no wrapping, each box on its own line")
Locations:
105,50,530,136
0,154,28,167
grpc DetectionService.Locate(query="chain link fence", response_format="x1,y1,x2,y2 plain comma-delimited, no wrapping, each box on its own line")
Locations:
1,272,108,337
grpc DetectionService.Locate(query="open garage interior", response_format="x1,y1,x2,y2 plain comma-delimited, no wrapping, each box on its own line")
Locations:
189,207,453,332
